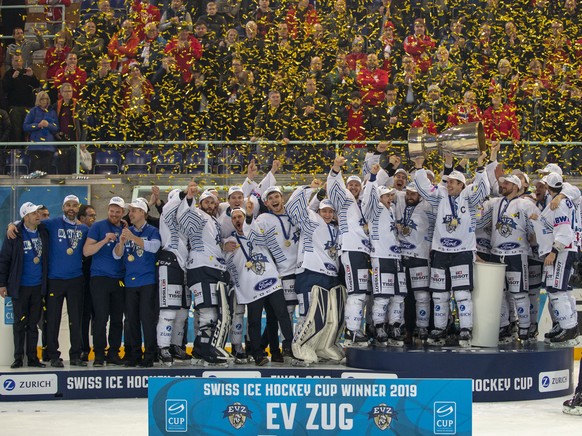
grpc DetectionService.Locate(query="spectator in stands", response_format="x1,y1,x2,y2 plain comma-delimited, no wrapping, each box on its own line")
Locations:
108,19,140,73
412,84,449,133
239,21,267,76
447,90,483,127
4,27,45,69
286,0,319,40
252,0,275,39
84,56,122,141
159,0,193,39
53,83,85,174
543,20,572,76
38,0,71,36
137,23,167,80
489,58,519,104
411,108,438,135
500,21,525,68
301,56,325,92
53,52,88,100
357,53,390,107
73,21,106,76
120,62,154,140
2,54,41,142
340,90,367,171
217,28,240,66
346,35,368,72
91,0,121,45
45,33,71,102
427,46,463,103
472,22,496,75
23,91,58,173
323,0,356,50
305,23,336,71
482,91,520,142
150,56,186,139
373,21,401,74
367,83,407,142
324,52,357,112
0,109,12,144
164,25,203,83
251,89,291,144
130,0,162,41
216,0,241,28
392,55,424,117
293,75,330,140
199,2,227,39
440,19,472,66
403,18,435,75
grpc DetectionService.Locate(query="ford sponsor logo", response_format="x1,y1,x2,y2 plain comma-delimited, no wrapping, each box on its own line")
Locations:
400,242,416,250
324,263,338,272
498,242,520,250
476,238,491,249
390,245,402,253
440,238,461,247
254,278,278,291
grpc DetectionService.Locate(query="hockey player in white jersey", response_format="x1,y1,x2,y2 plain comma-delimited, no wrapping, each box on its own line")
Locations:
414,151,490,347
535,173,579,347
361,163,407,346
479,174,539,343
177,182,231,365
286,184,344,364
255,186,300,361
328,155,371,346
223,200,294,366
157,188,192,365
393,180,435,342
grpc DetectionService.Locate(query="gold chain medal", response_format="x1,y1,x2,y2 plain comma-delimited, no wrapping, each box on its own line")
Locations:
245,261,253,269
66,248,74,255
284,240,291,247
127,254,135,262
33,256,40,264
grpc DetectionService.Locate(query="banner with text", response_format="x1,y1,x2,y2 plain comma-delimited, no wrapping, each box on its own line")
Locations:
148,377,472,435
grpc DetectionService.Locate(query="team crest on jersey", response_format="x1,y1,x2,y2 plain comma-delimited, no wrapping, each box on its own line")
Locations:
249,253,268,275
57,228,83,248
324,241,340,260
397,219,418,236
496,216,517,238
442,215,459,233
223,402,252,429
368,403,397,430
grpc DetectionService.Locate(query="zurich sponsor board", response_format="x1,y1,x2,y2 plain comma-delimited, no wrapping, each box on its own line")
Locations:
538,369,569,393
0,374,58,395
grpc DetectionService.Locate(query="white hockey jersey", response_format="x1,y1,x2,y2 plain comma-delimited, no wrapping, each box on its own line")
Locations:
327,170,371,253
225,221,282,304
536,196,578,257
286,187,341,277
415,168,490,253
255,211,300,277
177,198,227,271
393,189,435,259
361,181,400,259
159,195,189,269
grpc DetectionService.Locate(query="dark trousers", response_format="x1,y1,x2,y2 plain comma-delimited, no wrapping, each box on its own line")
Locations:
46,276,84,360
125,284,158,362
12,285,43,361
80,276,94,354
260,299,281,354
91,276,125,359
246,289,293,361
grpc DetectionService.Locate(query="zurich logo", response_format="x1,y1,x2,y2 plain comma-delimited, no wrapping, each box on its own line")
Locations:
541,376,550,388
254,277,278,291
3,379,15,391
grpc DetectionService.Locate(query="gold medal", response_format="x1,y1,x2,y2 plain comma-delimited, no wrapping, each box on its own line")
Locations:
363,223,369,234
451,218,458,227
33,256,40,264
127,254,135,262
66,248,74,255
284,240,291,247
245,261,253,269
402,226,411,236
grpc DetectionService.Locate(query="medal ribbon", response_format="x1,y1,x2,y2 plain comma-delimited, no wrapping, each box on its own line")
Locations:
62,218,78,251
327,223,338,247
448,196,459,221
24,227,42,259
271,212,292,241
497,197,517,225
234,233,253,263
403,205,416,228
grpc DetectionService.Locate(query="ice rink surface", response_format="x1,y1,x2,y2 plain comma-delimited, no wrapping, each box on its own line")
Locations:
1,360,579,436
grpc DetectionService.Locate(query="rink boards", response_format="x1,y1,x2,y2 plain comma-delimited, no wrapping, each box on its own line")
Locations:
0,341,575,403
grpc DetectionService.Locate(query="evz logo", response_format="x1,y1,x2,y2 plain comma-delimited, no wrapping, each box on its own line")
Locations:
368,403,397,430
223,402,252,429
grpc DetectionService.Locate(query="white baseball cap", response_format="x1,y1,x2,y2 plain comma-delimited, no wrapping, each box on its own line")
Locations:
394,168,408,176
499,174,522,189
405,183,419,192
228,186,244,198
20,202,43,218
346,175,362,185
199,190,217,203
128,198,148,213
378,186,395,197
262,186,282,202
447,170,466,185
538,163,563,176
230,207,246,217
543,173,563,189
319,199,335,211
63,194,80,205
109,196,126,209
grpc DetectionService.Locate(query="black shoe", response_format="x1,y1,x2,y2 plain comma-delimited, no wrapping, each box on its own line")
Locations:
42,352,50,362
93,359,105,367
169,344,191,360
271,352,284,363
50,358,64,368
70,358,88,367
106,354,124,366
28,359,46,368
138,359,154,368
10,359,23,369
255,355,269,366
80,351,89,362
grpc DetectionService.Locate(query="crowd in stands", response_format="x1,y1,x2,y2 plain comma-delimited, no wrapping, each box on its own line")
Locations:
0,0,581,175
